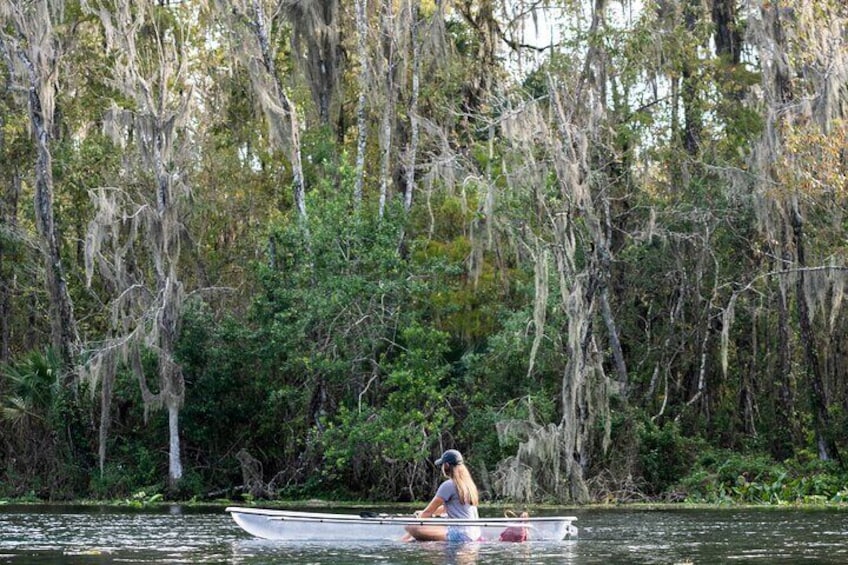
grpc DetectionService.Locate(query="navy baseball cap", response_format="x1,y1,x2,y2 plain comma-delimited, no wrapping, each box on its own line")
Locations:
435,449,464,466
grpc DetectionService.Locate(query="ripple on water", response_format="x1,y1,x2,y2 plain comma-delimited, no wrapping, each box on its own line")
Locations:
2,506,848,564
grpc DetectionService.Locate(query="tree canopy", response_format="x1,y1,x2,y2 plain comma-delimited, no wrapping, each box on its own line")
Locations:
1,0,847,504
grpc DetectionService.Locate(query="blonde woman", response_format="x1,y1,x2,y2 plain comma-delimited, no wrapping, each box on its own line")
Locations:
405,449,481,542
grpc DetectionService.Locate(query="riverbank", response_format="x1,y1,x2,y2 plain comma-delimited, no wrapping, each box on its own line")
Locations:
2,496,846,512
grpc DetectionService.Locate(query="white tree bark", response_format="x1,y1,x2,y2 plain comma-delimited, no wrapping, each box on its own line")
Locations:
377,0,396,219
403,0,421,213
168,401,183,483
353,0,369,207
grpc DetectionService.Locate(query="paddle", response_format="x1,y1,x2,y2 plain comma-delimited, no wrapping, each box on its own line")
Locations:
359,511,404,519
358,511,416,542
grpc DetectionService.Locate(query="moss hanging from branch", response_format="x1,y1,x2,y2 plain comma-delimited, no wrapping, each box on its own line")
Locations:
80,0,193,488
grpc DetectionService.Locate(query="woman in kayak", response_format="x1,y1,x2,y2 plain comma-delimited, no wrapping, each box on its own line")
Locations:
404,449,481,542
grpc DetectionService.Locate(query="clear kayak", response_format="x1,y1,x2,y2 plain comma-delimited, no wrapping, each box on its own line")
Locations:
226,507,578,542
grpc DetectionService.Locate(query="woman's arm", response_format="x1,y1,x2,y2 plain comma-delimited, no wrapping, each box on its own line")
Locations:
414,496,445,518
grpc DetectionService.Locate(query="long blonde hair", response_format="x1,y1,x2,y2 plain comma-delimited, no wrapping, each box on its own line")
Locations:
446,463,479,506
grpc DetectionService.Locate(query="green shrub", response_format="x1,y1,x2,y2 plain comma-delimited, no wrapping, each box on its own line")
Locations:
320,324,454,500
675,449,848,504
638,421,696,495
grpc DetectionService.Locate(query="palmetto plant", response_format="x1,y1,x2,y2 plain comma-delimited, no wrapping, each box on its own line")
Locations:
0,349,61,428
1,348,82,498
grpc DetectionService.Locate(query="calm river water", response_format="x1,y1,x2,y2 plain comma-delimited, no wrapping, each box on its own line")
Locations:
0,504,846,564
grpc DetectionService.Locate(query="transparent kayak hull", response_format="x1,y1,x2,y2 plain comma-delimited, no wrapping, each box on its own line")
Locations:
226,507,578,542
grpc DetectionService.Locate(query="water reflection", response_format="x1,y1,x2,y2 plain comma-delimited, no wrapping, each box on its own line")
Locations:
444,542,479,565
228,538,579,564
407,541,481,565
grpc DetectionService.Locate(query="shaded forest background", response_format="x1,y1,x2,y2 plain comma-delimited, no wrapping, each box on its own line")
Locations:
1,0,847,504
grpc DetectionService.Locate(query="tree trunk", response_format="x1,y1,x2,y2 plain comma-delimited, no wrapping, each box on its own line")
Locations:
167,400,183,488
32,109,77,370
403,0,420,213
283,0,339,127
711,0,742,64
772,233,798,460
0,99,4,363
600,289,628,397
740,313,757,436
2,19,78,370
98,366,114,475
154,141,186,491
790,202,840,463
0,106,19,362
353,0,368,208
377,0,397,218
0,176,18,363
681,0,702,157
250,0,308,224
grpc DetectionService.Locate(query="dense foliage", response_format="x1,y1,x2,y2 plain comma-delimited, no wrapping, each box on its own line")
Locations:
1,0,847,505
